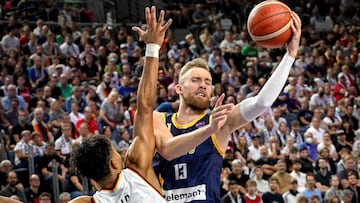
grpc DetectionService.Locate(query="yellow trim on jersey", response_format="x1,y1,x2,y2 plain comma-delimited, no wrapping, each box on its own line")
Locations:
211,134,225,157
159,174,164,188
171,112,207,129
161,112,166,122
100,173,122,193
209,115,225,157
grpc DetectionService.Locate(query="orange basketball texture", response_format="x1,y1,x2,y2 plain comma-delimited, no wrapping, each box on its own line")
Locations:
247,0,292,49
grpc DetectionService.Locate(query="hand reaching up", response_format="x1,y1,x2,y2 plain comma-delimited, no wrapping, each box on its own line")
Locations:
132,6,172,46
210,94,234,133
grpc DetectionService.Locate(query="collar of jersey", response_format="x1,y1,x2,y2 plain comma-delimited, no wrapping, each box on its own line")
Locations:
171,112,207,129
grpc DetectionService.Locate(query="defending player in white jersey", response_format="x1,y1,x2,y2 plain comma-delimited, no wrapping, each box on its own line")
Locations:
69,6,173,203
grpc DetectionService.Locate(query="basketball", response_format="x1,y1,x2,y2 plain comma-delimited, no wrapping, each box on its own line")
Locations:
247,0,293,49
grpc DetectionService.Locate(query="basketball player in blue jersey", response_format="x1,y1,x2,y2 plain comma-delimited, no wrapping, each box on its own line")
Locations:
153,12,302,202
69,6,232,203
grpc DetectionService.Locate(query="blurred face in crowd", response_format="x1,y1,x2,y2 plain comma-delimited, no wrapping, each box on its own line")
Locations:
330,176,339,187
7,85,16,97
84,107,93,120
46,145,56,156
348,174,357,186
300,148,308,158
247,183,256,195
265,119,273,130
255,167,263,179
306,175,315,189
318,158,327,170
231,162,242,175
32,134,43,146
29,174,40,188
60,74,68,86
229,183,239,197
39,195,51,203
345,158,354,170
22,131,31,143
277,162,286,173
0,162,11,173
79,123,89,137
7,171,17,186
269,179,279,192
62,123,72,138
34,109,44,122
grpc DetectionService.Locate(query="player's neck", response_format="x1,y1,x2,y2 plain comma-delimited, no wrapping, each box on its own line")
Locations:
99,172,120,190
176,105,206,124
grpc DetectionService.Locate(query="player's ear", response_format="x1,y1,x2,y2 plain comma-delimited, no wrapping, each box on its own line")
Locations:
175,84,182,94
110,156,121,171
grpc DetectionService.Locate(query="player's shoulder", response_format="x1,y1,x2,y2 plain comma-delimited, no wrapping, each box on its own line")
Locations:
69,196,92,203
0,196,22,203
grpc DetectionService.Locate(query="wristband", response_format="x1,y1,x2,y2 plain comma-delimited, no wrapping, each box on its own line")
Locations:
145,43,160,58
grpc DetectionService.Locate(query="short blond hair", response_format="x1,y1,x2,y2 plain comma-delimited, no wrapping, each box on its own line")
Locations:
179,58,209,84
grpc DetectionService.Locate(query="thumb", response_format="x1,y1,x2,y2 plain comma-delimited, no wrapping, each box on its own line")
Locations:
132,26,144,36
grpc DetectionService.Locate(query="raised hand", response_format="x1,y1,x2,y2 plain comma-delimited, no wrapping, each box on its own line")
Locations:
286,11,301,58
132,6,172,46
210,94,234,133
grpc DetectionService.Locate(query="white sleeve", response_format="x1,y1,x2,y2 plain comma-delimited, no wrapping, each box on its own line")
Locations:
239,53,295,122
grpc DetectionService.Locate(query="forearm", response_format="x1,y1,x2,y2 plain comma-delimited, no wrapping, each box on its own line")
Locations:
158,125,213,160
137,46,160,111
239,53,295,122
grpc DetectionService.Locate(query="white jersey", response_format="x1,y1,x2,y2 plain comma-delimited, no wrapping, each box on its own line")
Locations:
92,168,165,203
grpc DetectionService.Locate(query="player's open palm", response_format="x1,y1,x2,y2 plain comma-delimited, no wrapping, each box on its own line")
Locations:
132,6,172,46
210,94,234,133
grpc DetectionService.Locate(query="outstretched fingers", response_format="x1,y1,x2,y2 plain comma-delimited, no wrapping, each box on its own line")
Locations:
214,94,225,108
211,103,233,117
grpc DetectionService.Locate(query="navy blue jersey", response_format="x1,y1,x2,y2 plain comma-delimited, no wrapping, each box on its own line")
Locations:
155,113,224,203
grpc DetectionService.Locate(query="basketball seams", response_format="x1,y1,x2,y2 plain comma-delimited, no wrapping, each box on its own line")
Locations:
250,19,292,42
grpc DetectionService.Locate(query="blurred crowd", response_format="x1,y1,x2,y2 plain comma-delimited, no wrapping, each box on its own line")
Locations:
1,0,360,203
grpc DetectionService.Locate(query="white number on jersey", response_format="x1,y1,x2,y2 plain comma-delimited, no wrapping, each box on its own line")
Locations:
174,163,187,180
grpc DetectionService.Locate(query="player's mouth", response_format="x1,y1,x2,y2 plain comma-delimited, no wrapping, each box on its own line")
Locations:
195,92,207,98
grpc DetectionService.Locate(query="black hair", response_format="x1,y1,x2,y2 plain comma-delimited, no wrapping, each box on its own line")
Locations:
70,135,112,182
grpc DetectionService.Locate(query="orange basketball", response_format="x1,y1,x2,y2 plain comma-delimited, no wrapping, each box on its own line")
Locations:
247,0,293,49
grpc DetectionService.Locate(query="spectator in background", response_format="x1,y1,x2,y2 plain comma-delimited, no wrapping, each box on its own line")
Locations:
221,180,244,203
38,142,67,195
252,166,269,194
75,106,98,137
282,178,301,203
38,192,52,203
290,159,307,193
302,173,322,203
14,130,32,169
54,122,73,164
60,34,80,58
346,173,360,203
58,192,71,203
25,174,43,203
324,175,344,202
243,179,261,203
0,171,27,203
227,159,248,195
262,177,284,203
28,56,49,90
338,155,358,189
1,25,20,53
271,159,292,195
2,84,26,112
314,157,332,196
0,160,12,189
